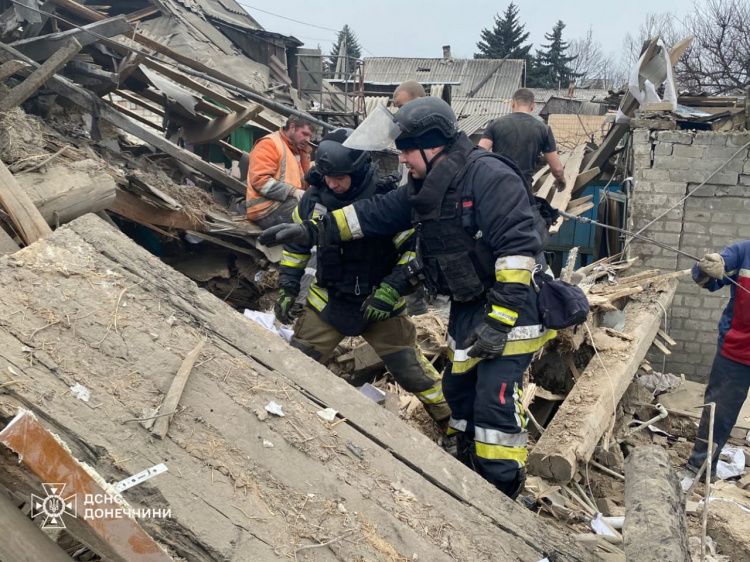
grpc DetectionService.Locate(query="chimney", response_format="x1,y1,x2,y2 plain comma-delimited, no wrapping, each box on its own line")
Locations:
442,45,452,59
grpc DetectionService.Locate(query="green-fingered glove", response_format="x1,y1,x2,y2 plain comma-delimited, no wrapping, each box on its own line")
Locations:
274,288,301,324
362,283,401,322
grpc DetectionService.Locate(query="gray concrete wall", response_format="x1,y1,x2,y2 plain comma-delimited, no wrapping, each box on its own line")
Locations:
628,129,750,381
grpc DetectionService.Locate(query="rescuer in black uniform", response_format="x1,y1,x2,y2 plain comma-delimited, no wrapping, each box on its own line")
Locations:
260,99,554,498
275,128,450,424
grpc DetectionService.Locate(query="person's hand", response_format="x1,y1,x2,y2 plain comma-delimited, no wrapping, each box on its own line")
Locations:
362,283,401,322
698,253,725,279
555,176,567,191
465,323,510,359
290,189,305,201
274,288,302,324
259,222,314,247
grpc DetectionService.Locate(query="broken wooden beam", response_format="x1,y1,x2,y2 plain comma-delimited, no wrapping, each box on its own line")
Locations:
0,214,595,560
528,281,678,481
0,409,172,561
33,177,117,227
573,167,600,192
623,445,689,562
0,160,52,245
181,104,263,145
107,189,201,230
151,340,204,439
0,41,248,196
0,59,29,81
11,16,132,61
549,145,587,234
0,37,81,111
45,0,283,129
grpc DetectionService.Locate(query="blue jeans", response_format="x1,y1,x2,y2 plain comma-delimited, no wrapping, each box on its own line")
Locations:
687,352,750,475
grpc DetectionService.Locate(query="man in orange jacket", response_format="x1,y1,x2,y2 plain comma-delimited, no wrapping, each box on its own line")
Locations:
246,117,314,228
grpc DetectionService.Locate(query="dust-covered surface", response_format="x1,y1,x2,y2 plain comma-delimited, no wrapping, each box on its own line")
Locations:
0,215,593,561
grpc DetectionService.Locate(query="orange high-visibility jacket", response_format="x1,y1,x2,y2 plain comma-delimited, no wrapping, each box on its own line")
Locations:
246,130,310,221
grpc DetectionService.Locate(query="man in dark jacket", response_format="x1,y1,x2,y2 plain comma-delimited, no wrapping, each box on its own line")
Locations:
275,128,450,424
261,99,555,498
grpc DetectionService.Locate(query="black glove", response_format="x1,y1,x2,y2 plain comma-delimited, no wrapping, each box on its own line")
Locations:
465,323,510,359
259,221,316,247
274,288,302,324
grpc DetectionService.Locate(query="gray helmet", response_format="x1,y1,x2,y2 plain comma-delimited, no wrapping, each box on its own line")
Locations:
394,97,459,150
315,128,371,176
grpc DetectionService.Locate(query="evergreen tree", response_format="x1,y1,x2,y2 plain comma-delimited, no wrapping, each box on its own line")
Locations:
329,25,362,78
474,3,532,60
529,20,580,88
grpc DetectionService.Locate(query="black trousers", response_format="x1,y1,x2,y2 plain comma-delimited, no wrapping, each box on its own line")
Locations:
687,352,750,475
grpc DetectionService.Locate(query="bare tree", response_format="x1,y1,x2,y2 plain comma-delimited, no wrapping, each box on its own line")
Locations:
568,28,620,88
677,0,750,93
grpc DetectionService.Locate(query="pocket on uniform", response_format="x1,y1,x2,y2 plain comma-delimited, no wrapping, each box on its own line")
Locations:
437,253,485,302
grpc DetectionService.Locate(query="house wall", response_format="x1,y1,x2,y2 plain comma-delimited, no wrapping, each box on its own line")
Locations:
628,128,750,380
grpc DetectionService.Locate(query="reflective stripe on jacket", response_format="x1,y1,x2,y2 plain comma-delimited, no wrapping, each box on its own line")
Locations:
246,131,309,221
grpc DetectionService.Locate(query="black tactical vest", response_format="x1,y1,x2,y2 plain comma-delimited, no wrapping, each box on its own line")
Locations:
408,137,521,302
312,171,399,300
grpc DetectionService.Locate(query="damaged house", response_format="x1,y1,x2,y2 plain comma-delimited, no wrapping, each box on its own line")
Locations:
0,0,748,555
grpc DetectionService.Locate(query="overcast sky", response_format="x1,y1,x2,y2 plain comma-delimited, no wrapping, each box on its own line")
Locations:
238,0,694,62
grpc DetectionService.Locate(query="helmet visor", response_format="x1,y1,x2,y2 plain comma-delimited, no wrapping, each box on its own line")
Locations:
343,105,402,151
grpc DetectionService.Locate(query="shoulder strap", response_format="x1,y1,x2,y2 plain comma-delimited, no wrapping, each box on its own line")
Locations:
457,149,525,200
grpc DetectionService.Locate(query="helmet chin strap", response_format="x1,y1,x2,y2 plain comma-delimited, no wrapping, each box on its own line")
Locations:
419,146,445,175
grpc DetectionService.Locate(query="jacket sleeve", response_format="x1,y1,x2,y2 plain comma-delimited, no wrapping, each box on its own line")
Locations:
248,138,296,202
693,240,748,291
380,228,417,294
329,185,412,241
278,195,313,292
473,159,542,327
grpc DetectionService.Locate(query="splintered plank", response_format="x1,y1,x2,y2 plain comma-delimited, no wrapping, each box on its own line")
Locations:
0,409,171,562
107,189,200,230
181,105,263,145
0,215,594,561
0,41,248,196
573,167,600,192
549,145,587,234
528,281,678,482
11,16,132,61
536,152,570,200
0,60,30,81
151,341,204,439
0,38,81,111
0,160,52,245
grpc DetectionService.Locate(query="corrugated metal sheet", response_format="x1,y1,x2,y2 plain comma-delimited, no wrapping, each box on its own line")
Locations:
363,57,524,99
531,88,610,103
457,114,493,136
363,96,392,117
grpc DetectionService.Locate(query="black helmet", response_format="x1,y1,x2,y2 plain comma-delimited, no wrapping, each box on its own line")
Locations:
394,97,458,150
315,128,371,176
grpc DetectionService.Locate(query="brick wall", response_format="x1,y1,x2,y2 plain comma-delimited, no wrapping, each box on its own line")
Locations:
629,128,750,381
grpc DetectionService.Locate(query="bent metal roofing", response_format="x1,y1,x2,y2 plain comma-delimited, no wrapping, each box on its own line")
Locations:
362,57,524,99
